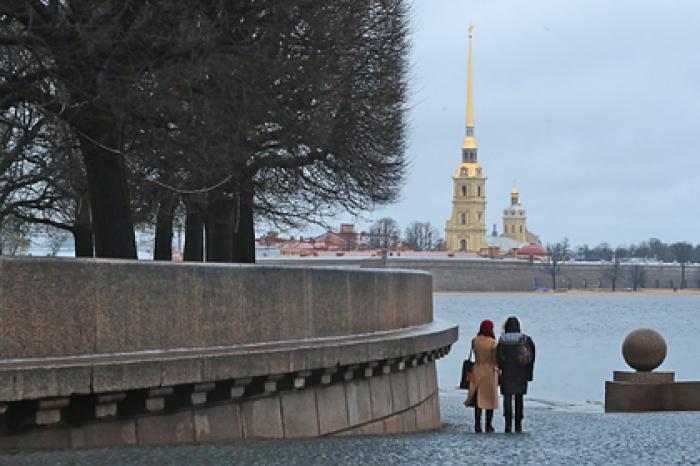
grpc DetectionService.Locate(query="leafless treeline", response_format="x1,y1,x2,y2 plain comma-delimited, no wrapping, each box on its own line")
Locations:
0,0,410,261
543,238,697,290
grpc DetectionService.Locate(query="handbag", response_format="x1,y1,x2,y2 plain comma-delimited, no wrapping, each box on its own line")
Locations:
459,347,474,389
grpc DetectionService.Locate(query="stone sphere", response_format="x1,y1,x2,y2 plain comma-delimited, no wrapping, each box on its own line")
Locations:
622,328,667,372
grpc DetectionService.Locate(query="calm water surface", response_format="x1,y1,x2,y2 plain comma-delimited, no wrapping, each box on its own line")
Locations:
434,293,700,408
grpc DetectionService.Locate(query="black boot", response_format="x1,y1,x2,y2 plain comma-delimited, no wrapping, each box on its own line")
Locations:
474,408,482,433
504,394,513,433
515,395,524,433
485,410,494,433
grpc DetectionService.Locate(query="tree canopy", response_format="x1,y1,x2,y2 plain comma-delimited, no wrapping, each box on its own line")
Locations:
0,0,410,261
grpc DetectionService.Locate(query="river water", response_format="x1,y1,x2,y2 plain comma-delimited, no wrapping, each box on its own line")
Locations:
435,293,700,410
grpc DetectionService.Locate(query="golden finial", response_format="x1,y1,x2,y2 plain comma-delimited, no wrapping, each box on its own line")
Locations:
468,23,475,36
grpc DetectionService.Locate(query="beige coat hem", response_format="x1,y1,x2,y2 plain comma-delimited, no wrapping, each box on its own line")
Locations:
465,335,499,410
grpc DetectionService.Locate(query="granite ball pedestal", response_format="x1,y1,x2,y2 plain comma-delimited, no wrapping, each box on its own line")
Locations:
605,328,700,412
622,328,667,372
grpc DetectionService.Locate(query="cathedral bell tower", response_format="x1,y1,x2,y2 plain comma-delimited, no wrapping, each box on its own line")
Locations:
503,186,528,243
445,25,487,252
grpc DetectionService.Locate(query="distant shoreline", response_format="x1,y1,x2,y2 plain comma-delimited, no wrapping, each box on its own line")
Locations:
434,289,700,296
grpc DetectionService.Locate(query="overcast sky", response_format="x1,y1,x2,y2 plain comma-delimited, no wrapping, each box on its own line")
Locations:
302,0,700,247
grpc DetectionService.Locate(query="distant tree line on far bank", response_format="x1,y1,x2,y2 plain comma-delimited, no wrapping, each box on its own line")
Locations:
543,238,698,291
367,217,443,252
567,238,699,264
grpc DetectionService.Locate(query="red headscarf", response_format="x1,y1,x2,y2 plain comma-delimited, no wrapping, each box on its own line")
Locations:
478,319,495,339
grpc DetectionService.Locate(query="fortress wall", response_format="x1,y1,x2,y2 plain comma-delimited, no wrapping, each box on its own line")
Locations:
381,260,700,292
261,258,700,292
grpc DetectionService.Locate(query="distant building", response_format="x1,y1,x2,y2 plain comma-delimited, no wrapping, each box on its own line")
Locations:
313,224,367,251
515,243,549,261
277,224,370,256
444,26,542,254
501,187,540,245
444,25,487,253
484,229,523,257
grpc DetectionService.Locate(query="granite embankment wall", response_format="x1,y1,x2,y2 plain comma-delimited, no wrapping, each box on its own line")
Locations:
0,257,456,449
261,258,700,292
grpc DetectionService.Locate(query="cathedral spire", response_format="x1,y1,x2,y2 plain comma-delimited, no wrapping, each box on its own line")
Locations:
462,24,478,157
466,23,475,132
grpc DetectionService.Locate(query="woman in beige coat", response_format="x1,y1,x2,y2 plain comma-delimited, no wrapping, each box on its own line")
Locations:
465,319,499,433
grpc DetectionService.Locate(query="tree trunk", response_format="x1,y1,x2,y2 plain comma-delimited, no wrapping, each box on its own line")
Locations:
551,269,556,290
232,188,255,263
184,205,204,262
73,194,94,257
154,197,175,261
681,264,686,289
205,188,234,262
78,120,136,259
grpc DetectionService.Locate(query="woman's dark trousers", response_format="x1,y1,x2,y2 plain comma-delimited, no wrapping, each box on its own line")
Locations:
474,408,494,433
503,394,523,432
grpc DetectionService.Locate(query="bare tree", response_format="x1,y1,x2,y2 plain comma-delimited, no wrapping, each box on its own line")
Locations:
542,238,570,290
2,1,410,263
44,226,69,256
404,221,440,251
605,249,624,292
0,216,30,255
671,241,693,289
125,0,410,263
629,264,646,292
0,103,94,257
0,1,186,257
369,217,400,257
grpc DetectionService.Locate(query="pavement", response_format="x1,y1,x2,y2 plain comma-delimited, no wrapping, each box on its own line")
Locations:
2,392,700,465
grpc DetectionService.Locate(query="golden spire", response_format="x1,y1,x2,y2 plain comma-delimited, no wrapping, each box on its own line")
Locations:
462,23,478,151
466,23,475,129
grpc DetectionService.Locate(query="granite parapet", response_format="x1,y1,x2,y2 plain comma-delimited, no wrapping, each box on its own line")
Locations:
0,257,455,446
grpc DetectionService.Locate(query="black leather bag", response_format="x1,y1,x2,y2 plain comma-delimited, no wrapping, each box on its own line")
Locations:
459,347,474,389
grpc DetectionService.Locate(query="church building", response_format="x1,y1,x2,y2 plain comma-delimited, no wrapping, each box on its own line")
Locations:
445,26,540,253
502,186,539,245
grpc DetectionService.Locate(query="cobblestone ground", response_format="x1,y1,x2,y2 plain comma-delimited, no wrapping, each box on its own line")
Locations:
2,392,700,465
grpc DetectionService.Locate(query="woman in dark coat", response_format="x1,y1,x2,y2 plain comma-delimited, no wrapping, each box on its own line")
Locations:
496,316,535,433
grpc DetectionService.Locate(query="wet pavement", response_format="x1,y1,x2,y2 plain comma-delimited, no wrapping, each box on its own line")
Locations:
3,392,699,465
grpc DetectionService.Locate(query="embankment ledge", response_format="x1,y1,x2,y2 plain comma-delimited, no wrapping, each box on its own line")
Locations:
0,257,457,448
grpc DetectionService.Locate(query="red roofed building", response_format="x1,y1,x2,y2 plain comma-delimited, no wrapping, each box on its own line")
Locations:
516,243,549,262
278,224,369,256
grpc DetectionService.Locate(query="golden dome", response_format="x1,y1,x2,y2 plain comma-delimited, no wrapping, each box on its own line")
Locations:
455,162,484,178
462,136,478,150
511,186,520,196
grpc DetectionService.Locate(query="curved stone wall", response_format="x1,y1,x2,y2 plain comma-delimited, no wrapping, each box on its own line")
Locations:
0,257,456,448
0,359,443,449
0,257,433,358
